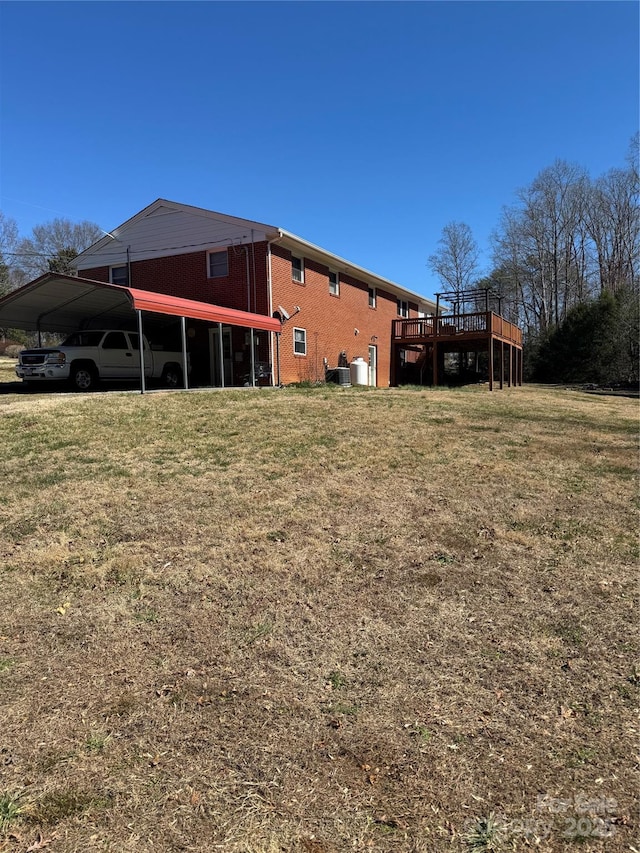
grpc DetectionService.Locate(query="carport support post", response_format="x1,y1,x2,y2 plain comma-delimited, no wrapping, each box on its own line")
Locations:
250,327,256,388
275,332,281,387
180,316,189,390
137,309,146,395
218,322,224,388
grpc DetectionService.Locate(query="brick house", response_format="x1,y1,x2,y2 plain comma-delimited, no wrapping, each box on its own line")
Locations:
69,199,437,387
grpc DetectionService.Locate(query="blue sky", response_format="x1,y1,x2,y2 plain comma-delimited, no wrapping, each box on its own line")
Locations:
0,1,637,299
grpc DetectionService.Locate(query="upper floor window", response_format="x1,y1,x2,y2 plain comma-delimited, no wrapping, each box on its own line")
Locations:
110,265,129,286
328,270,339,296
292,255,304,283
293,327,307,356
368,287,376,309
397,299,409,318
208,249,229,278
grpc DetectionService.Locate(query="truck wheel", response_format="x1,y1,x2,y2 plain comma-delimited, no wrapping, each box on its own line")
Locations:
71,364,97,392
161,365,182,388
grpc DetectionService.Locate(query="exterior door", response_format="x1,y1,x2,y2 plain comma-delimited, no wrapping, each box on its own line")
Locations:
209,326,233,386
368,344,377,387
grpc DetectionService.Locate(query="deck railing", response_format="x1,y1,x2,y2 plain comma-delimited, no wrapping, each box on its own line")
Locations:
392,312,522,346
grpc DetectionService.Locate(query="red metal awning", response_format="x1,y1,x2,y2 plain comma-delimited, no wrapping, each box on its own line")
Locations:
128,287,281,332
0,273,282,334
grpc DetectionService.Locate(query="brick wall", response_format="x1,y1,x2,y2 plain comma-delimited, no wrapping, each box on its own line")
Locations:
79,242,270,315
270,244,417,386
80,241,417,387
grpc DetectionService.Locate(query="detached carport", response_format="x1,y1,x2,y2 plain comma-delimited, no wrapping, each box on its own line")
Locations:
0,273,282,392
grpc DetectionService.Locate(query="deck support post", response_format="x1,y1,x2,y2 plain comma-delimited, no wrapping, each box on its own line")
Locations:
520,347,524,385
488,338,494,391
390,342,397,387
499,341,504,390
432,341,438,387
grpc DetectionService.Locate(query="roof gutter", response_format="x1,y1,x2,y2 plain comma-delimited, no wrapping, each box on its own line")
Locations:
275,228,436,310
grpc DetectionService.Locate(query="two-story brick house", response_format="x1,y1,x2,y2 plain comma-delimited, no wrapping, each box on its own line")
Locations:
69,199,437,387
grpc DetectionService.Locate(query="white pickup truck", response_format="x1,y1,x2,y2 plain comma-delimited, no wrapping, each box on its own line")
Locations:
16,330,186,391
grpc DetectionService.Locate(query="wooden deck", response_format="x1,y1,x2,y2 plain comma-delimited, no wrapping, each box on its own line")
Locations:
391,311,523,390
392,311,522,347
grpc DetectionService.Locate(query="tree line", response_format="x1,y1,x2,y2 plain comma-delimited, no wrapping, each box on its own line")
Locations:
429,135,639,385
0,214,103,344
0,214,103,297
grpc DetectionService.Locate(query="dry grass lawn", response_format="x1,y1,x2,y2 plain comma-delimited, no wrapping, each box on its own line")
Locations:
0,379,637,852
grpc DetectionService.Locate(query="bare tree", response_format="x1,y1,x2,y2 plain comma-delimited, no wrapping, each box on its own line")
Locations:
428,222,479,303
584,164,639,294
15,218,102,279
0,212,21,296
491,161,594,333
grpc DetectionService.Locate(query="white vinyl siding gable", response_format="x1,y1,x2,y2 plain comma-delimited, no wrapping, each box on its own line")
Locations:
72,203,276,271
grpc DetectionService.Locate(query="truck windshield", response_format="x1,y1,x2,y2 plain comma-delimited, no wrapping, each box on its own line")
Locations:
61,332,105,347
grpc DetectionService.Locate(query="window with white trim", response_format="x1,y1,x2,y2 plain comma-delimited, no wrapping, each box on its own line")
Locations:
292,255,304,283
293,327,307,356
110,265,129,286
368,287,376,308
397,299,409,318
328,270,339,296
208,249,229,278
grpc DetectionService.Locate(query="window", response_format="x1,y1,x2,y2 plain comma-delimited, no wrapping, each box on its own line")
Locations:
397,299,409,318
110,265,129,286
208,250,229,278
62,331,104,347
328,270,339,296
293,327,307,356
292,255,304,283
102,332,129,350
127,333,146,350
368,287,376,308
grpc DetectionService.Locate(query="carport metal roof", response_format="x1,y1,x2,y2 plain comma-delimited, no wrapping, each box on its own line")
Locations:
0,273,282,334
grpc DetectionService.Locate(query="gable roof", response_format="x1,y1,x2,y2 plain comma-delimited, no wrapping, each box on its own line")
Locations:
0,273,282,334
71,199,279,269
72,198,436,310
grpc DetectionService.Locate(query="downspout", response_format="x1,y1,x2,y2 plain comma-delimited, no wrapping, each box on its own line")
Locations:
244,246,251,313
251,229,257,316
